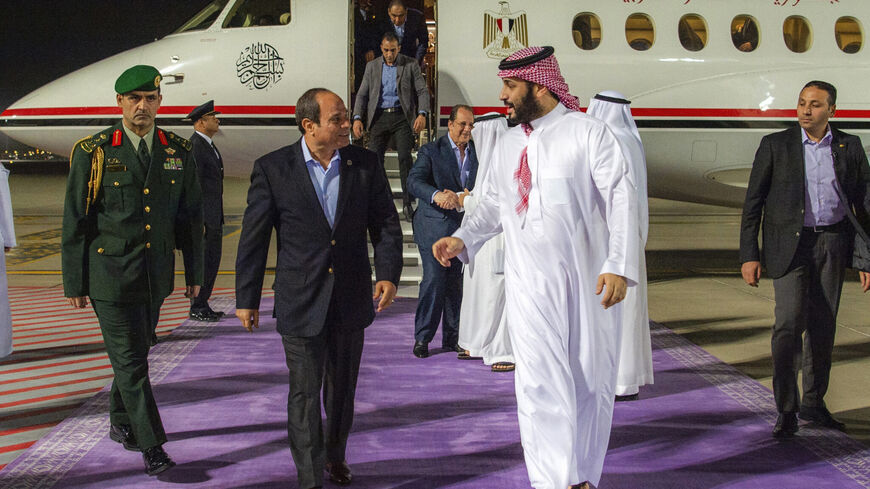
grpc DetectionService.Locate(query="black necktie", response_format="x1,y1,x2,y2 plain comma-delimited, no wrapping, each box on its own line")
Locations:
212,142,224,177
138,139,150,168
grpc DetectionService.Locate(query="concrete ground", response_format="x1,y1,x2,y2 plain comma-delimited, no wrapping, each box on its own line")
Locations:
4,162,870,445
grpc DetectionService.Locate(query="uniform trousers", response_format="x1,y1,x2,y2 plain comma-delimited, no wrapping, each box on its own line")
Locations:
771,228,848,414
91,298,166,450
191,223,222,313
367,110,415,207
281,307,365,489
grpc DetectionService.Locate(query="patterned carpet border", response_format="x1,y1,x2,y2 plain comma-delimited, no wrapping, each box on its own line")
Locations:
651,321,870,488
0,296,237,489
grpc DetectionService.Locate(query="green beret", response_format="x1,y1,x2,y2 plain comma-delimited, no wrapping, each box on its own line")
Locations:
115,65,162,94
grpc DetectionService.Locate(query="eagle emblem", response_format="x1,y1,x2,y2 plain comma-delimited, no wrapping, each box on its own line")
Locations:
483,1,528,60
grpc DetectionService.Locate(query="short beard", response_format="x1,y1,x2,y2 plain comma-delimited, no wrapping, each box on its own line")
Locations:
508,85,544,125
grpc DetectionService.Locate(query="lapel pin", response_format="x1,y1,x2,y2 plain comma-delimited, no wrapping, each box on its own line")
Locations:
347,160,353,166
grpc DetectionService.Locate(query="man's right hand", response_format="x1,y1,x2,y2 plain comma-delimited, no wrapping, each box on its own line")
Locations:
433,190,459,210
236,308,260,333
67,297,88,308
741,261,762,287
432,237,465,267
352,120,364,139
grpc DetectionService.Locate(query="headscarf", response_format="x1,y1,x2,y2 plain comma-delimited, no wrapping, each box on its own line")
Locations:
497,46,581,112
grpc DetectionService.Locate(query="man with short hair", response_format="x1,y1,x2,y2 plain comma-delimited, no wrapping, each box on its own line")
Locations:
740,80,870,439
62,64,203,476
433,46,639,489
188,100,225,322
236,88,402,489
383,0,428,64
353,31,429,221
407,104,477,358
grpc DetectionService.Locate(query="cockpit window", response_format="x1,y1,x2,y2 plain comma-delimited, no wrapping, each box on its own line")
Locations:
223,0,291,28
625,13,654,51
731,15,759,52
679,14,707,52
174,0,230,34
783,16,812,53
572,13,601,50
835,16,862,54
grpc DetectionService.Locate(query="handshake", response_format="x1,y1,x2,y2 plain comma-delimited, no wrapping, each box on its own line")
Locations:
433,189,470,210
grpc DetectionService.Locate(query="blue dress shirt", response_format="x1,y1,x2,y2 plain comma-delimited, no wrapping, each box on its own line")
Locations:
302,140,341,229
380,62,400,109
802,127,846,226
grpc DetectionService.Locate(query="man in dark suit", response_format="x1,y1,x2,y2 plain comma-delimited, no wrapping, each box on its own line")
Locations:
353,31,429,222
63,65,202,476
235,88,403,489
353,0,381,94
407,105,477,358
188,100,225,322
740,80,870,439
383,0,428,64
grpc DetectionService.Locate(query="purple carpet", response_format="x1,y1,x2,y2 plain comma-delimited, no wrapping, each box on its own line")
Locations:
1,295,868,488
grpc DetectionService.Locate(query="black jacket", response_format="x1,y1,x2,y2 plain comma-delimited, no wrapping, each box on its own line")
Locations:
190,132,224,228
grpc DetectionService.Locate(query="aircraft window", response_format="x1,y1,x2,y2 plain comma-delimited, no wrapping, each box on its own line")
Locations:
625,13,654,51
835,17,863,54
783,16,812,53
174,0,230,33
572,13,601,50
223,0,291,28
679,14,707,52
731,15,759,52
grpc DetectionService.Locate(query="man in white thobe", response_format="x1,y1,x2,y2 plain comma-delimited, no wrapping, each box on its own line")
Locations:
433,46,639,489
0,163,16,358
458,114,514,371
587,91,653,401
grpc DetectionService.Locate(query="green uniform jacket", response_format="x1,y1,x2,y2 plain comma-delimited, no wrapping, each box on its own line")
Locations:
62,121,204,303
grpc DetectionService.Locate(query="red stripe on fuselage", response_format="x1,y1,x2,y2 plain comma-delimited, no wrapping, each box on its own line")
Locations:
0,105,296,117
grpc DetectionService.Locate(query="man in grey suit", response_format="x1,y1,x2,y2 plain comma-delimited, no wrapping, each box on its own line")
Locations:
740,80,870,439
353,31,429,221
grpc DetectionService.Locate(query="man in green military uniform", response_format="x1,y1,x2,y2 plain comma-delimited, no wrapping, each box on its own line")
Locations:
62,65,203,476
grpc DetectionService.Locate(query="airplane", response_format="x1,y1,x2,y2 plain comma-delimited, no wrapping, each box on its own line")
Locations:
2,0,869,207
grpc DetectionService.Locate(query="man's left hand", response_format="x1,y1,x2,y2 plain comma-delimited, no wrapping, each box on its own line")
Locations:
184,285,201,299
373,280,397,312
860,271,870,293
596,273,627,309
413,114,426,134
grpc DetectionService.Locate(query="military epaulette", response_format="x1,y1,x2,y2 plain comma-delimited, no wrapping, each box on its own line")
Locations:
75,131,111,154
165,130,192,151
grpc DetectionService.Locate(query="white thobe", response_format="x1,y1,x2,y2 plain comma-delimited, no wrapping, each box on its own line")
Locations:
0,164,16,358
453,104,639,488
459,116,513,365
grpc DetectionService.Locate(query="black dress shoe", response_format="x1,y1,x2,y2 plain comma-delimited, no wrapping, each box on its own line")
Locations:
109,423,139,451
799,405,846,431
443,343,464,354
325,460,352,485
142,445,175,476
773,413,799,439
403,204,413,222
615,393,639,402
413,341,429,358
189,310,222,322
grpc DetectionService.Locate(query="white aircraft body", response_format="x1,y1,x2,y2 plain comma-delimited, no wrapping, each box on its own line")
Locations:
2,0,869,207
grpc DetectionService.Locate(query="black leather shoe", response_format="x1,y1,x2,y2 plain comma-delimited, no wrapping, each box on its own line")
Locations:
189,310,222,322
615,393,639,402
442,343,464,354
109,423,139,451
143,445,175,476
799,405,846,431
413,341,429,358
773,413,799,439
403,204,413,222
325,460,352,485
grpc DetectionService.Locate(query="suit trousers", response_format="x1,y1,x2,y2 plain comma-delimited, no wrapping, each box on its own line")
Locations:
771,229,848,413
414,245,463,346
367,110,414,207
191,223,222,312
281,317,365,489
91,299,166,450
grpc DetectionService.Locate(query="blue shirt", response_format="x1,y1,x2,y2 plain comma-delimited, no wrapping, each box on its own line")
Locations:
802,127,846,226
394,23,405,43
302,140,341,229
430,135,470,203
379,62,400,110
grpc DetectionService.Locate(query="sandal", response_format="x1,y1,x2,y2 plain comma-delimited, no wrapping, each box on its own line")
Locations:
491,362,515,372
457,350,479,360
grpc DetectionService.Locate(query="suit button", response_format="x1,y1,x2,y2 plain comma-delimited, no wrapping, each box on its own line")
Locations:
144,206,151,213
143,188,150,195
113,181,120,187
348,160,353,166
331,240,336,246
146,242,151,249
171,179,176,184
796,232,800,237
97,247,104,254
145,224,151,231
328,267,334,274
801,209,805,214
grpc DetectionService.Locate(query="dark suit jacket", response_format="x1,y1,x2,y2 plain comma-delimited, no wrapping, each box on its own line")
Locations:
235,140,403,337
740,125,870,278
190,132,224,228
382,8,428,63
353,53,430,129
407,135,478,247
